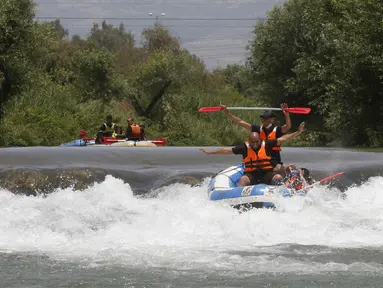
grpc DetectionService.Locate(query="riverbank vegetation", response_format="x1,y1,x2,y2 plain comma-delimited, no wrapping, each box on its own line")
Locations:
0,0,381,147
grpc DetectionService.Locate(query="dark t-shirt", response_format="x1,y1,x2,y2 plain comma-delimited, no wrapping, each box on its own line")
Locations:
232,140,278,158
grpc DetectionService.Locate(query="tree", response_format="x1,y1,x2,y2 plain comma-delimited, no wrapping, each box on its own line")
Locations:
213,64,255,97
49,19,69,40
247,0,383,146
88,21,135,52
0,0,36,120
72,47,129,103
141,24,181,52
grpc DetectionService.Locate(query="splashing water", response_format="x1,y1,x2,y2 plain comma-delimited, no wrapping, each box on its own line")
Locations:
1,175,383,274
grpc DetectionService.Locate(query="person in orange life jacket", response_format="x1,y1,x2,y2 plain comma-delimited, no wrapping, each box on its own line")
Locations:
274,164,314,192
220,103,291,166
125,118,142,141
268,164,315,192
99,115,118,138
200,122,305,187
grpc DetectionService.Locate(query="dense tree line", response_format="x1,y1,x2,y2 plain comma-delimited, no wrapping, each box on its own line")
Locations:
246,0,383,147
0,0,381,147
0,0,261,146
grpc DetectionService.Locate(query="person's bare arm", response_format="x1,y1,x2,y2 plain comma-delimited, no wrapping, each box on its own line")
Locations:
220,105,252,131
280,103,292,134
199,148,233,155
277,122,305,146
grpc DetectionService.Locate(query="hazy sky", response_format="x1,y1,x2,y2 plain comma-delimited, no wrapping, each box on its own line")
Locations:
34,0,284,69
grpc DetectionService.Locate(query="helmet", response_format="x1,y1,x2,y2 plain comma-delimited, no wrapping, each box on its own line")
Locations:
260,110,275,118
300,168,310,179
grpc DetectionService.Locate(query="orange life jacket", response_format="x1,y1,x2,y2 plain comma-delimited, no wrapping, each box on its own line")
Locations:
260,126,281,151
131,124,141,136
243,141,273,172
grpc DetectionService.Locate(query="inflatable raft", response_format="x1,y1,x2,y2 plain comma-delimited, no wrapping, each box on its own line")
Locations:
60,137,166,147
208,165,306,209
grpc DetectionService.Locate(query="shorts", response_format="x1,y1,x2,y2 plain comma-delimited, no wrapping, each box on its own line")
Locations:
244,170,274,185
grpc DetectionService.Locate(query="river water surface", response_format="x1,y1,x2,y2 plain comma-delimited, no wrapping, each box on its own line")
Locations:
1,146,383,287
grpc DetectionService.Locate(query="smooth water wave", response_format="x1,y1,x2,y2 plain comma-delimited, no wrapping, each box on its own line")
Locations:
1,175,383,275
1,146,383,195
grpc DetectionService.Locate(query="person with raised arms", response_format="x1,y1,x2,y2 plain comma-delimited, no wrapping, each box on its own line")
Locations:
220,103,291,166
200,122,305,187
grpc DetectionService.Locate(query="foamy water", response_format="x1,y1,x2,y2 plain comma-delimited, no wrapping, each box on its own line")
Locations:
1,175,383,274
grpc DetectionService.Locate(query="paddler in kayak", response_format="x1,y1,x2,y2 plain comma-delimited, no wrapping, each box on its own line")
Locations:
98,115,118,137
200,122,305,187
125,117,143,141
220,103,291,166
95,115,119,144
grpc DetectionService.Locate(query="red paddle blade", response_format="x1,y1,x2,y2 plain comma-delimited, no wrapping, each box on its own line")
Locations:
285,107,311,114
151,139,167,146
319,172,344,184
198,106,224,113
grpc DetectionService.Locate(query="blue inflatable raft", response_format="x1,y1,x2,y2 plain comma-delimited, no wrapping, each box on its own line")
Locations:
208,165,306,209
60,139,94,147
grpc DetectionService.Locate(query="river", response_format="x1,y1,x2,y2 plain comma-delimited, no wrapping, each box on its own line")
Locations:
1,146,383,287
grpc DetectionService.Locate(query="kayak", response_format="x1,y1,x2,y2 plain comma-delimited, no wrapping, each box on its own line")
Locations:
60,137,167,147
208,164,307,209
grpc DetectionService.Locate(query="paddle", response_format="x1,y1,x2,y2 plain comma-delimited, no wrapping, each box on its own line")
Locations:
151,138,167,146
296,171,344,193
81,137,95,141
198,106,311,114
